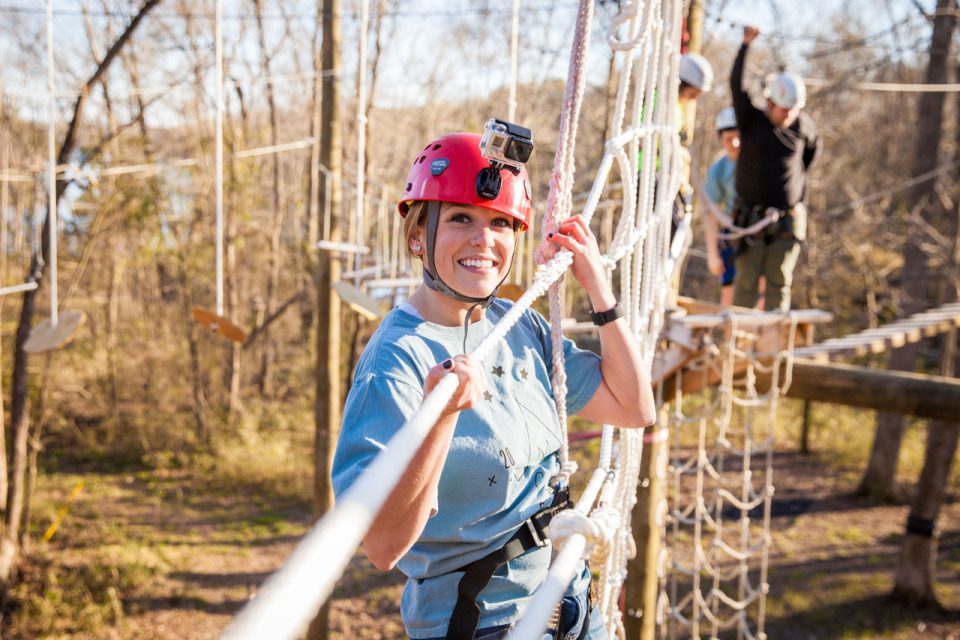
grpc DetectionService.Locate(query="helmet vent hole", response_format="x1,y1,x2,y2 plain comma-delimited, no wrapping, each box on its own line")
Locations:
405,182,412,191
417,155,425,164
432,144,442,150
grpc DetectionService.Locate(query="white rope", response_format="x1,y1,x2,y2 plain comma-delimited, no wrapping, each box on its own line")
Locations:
540,0,595,484
354,0,369,287
214,0,224,317
662,313,801,640
46,0,58,328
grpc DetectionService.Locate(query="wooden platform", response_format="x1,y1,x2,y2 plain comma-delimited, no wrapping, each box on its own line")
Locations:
793,302,960,361
652,298,833,395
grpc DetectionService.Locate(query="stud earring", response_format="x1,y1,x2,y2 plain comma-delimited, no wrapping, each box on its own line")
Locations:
411,243,422,252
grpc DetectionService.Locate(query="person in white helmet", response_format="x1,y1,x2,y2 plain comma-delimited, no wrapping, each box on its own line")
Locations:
677,52,714,150
730,25,821,311
704,107,741,307
638,51,715,250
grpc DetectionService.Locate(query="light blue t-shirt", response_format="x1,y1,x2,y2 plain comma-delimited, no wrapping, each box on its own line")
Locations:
331,299,603,638
705,154,737,215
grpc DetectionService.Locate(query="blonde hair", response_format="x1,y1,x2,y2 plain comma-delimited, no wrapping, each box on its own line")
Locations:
402,200,429,266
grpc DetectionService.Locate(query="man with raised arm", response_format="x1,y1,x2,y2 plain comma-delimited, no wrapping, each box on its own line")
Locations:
730,25,821,311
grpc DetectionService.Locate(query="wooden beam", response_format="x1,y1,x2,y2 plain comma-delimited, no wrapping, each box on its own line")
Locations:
758,359,960,422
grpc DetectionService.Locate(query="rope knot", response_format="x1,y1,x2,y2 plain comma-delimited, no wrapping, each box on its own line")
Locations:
549,510,601,559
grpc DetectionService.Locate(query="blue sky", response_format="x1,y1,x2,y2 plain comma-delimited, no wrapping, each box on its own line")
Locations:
0,0,941,124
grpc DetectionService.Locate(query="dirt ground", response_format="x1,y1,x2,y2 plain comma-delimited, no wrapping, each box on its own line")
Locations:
4,448,959,639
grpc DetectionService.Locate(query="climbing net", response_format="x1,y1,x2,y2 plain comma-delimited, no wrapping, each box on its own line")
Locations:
223,0,685,636
657,313,800,640
505,0,686,636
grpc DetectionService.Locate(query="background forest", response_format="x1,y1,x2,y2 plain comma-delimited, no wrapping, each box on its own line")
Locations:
0,0,957,638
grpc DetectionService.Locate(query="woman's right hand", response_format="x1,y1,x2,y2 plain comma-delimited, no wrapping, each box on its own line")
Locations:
707,248,725,276
423,354,483,417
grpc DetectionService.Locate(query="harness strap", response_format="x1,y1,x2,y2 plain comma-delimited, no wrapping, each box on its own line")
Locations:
444,488,572,640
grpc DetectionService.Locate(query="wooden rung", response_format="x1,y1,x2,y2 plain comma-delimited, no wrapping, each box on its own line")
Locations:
192,308,248,343
24,309,86,353
316,240,371,255
333,281,383,321
677,309,832,329
560,318,597,334
366,277,419,289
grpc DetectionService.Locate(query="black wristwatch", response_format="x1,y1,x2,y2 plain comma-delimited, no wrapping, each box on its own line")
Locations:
590,303,622,327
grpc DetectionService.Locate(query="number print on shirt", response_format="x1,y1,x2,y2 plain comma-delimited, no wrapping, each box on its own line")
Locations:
499,447,516,470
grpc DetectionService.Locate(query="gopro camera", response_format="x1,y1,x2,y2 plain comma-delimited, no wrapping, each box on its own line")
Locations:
476,118,534,200
479,118,534,171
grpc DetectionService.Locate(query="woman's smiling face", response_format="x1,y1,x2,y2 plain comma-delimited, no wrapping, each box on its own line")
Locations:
429,202,517,300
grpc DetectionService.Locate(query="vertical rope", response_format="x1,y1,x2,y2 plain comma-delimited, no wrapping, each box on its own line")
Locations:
46,0,58,327
540,0,596,480
355,0,369,287
214,0,224,317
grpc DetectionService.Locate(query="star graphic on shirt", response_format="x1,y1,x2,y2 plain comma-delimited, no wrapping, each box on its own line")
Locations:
483,390,493,402
520,368,529,380
491,365,505,378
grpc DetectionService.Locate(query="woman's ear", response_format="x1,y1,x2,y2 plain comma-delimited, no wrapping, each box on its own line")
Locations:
409,233,423,255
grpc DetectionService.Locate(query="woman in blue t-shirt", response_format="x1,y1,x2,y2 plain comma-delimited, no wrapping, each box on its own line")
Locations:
332,127,656,640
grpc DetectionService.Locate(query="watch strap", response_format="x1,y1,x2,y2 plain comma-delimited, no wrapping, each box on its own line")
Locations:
590,303,621,326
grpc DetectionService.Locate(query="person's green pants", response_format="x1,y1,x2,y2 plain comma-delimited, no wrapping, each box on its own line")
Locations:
732,237,801,311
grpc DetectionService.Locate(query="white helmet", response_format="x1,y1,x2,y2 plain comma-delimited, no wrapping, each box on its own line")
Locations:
679,53,713,92
715,107,737,131
765,72,807,109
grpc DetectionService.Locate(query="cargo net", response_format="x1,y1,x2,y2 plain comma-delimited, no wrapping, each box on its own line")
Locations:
657,314,800,640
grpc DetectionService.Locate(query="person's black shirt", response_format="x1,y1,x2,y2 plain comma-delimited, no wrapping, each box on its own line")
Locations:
731,43,821,209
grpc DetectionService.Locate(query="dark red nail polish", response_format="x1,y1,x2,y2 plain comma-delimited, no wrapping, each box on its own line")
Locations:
442,359,453,370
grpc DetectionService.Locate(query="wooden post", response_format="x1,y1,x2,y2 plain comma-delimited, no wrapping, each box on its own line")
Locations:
308,0,342,637
626,424,669,640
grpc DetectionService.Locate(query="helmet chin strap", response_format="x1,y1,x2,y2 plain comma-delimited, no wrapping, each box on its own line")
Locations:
422,200,518,352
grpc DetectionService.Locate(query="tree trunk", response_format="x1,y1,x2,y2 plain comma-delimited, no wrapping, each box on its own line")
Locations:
892,327,960,608
307,0,342,637
225,90,245,422
0,0,160,595
859,0,957,501
0,91,10,514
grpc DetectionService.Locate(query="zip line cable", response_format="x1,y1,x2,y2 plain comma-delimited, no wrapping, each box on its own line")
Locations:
0,1,583,21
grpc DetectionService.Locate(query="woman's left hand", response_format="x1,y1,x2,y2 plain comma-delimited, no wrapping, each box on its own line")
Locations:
542,215,609,299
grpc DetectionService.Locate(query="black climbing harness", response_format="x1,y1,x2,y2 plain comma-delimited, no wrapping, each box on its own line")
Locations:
443,486,573,640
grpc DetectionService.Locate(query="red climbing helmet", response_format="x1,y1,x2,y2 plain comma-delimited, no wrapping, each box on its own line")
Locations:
397,132,533,230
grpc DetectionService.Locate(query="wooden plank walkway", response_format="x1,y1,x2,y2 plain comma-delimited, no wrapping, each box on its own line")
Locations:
793,302,960,361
